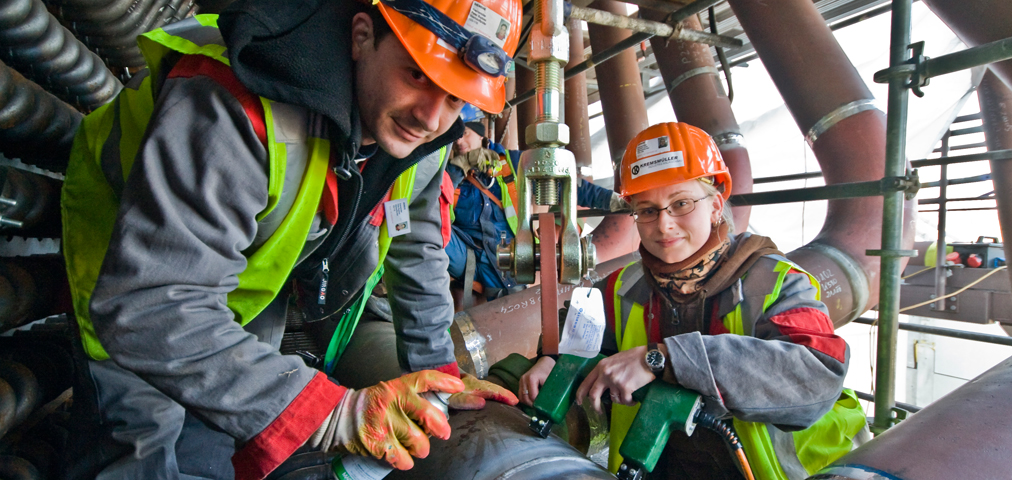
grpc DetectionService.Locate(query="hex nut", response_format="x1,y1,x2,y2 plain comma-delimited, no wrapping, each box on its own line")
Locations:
525,122,570,146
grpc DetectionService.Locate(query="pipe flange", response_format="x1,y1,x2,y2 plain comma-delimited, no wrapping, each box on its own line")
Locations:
667,66,720,93
453,312,489,379
806,99,881,148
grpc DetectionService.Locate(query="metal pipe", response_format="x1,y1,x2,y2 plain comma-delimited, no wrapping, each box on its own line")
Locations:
386,402,615,480
819,357,1012,480
453,252,637,378
754,151,1012,184
852,389,922,413
567,4,742,49
869,0,914,435
851,317,1012,347
564,18,592,170
976,70,1012,302
506,0,725,110
727,177,915,207
920,0,1012,90
726,0,916,329
643,11,752,228
584,0,652,265
934,134,949,311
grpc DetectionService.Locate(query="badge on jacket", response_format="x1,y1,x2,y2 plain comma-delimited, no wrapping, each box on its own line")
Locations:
384,199,411,237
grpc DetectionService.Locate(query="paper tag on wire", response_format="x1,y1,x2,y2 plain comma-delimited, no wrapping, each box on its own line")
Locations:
559,287,606,358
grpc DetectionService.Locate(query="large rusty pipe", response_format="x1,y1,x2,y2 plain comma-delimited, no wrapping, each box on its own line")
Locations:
726,0,917,325
642,12,752,229
976,70,1012,292
920,0,1012,91
452,252,638,378
586,0,646,263
516,66,537,151
817,356,1012,479
565,18,593,170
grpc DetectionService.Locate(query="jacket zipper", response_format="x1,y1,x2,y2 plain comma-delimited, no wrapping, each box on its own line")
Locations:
318,258,330,304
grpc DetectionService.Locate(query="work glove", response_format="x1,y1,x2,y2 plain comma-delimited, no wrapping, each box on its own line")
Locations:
307,371,465,470
449,148,501,175
609,192,631,212
447,373,519,410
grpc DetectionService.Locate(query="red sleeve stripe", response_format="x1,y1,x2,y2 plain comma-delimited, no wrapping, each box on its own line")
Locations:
767,307,847,363
604,270,620,336
168,55,268,148
232,372,346,480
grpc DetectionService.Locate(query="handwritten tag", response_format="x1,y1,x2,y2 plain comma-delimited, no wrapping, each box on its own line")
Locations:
559,287,606,358
384,198,411,238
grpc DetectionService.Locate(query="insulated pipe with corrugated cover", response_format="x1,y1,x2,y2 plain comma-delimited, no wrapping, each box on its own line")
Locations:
641,11,752,230
976,71,1012,300
0,361,40,440
387,402,615,480
726,0,917,325
0,455,43,480
452,252,638,379
0,166,63,235
816,356,1012,479
46,0,194,68
586,0,645,264
920,0,1012,91
0,0,121,111
0,60,82,172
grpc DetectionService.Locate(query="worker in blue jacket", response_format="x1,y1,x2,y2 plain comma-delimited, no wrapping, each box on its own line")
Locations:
445,121,626,306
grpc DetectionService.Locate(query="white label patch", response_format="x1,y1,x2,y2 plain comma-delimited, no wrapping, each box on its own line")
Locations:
384,198,411,238
635,136,671,160
464,1,511,48
559,287,606,358
630,151,684,179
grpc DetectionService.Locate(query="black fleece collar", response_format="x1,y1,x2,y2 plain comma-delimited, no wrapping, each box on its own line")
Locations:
219,0,364,144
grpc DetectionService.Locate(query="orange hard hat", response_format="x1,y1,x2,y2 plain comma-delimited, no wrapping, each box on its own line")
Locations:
378,0,522,114
619,122,732,199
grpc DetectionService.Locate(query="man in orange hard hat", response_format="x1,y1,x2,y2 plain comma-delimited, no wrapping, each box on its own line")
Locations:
60,0,521,478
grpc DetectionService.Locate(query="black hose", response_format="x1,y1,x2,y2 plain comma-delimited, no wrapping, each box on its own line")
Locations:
0,361,40,435
0,60,81,172
47,0,194,69
695,411,754,479
0,0,122,111
0,456,44,480
0,378,16,439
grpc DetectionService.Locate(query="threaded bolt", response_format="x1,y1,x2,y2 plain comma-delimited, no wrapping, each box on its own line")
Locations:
534,179,558,206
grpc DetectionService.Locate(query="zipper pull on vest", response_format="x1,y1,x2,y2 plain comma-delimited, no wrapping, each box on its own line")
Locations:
318,258,330,305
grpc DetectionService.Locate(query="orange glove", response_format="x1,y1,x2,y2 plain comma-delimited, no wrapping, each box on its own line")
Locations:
447,373,519,410
308,371,464,470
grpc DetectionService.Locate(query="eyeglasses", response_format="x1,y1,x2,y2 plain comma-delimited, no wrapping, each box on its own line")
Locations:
631,195,711,224
380,0,514,78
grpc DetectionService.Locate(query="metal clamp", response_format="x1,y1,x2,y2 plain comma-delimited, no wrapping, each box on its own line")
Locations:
877,169,920,199
866,249,919,258
712,132,745,151
806,99,881,148
667,66,720,93
873,41,930,98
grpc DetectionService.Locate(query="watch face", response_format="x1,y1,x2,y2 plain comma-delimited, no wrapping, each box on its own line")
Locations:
646,350,664,371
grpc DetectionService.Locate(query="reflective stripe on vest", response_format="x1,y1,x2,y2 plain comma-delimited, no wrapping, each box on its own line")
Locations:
610,259,865,479
494,151,519,234
62,15,328,360
322,146,450,373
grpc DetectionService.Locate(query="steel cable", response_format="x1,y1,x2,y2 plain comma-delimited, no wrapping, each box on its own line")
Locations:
0,0,121,111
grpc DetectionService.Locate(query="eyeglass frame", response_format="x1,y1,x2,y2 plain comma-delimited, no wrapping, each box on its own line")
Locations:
630,194,713,224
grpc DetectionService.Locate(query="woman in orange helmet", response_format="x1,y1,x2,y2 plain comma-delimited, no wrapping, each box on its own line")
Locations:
519,123,865,479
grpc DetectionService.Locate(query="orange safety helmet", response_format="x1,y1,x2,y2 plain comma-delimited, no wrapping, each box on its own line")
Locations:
378,0,522,114
619,122,732,200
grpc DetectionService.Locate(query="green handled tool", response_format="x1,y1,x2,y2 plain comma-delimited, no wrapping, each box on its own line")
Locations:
616,380,703,480
529,353,606,437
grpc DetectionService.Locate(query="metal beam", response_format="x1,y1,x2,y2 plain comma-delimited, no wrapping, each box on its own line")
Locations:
852,317,1012,347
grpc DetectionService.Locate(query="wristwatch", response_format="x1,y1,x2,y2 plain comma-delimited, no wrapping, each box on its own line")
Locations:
645,342,666,374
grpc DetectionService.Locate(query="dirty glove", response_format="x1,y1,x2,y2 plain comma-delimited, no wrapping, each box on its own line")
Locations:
307,371,464,470
609,192,631,212
447,373,519,410
449,148,500,175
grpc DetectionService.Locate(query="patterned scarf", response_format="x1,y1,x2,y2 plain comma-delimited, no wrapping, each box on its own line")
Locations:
640,222,731,298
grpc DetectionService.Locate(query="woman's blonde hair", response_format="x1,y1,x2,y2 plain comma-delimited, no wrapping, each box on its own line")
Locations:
698,178,735,234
